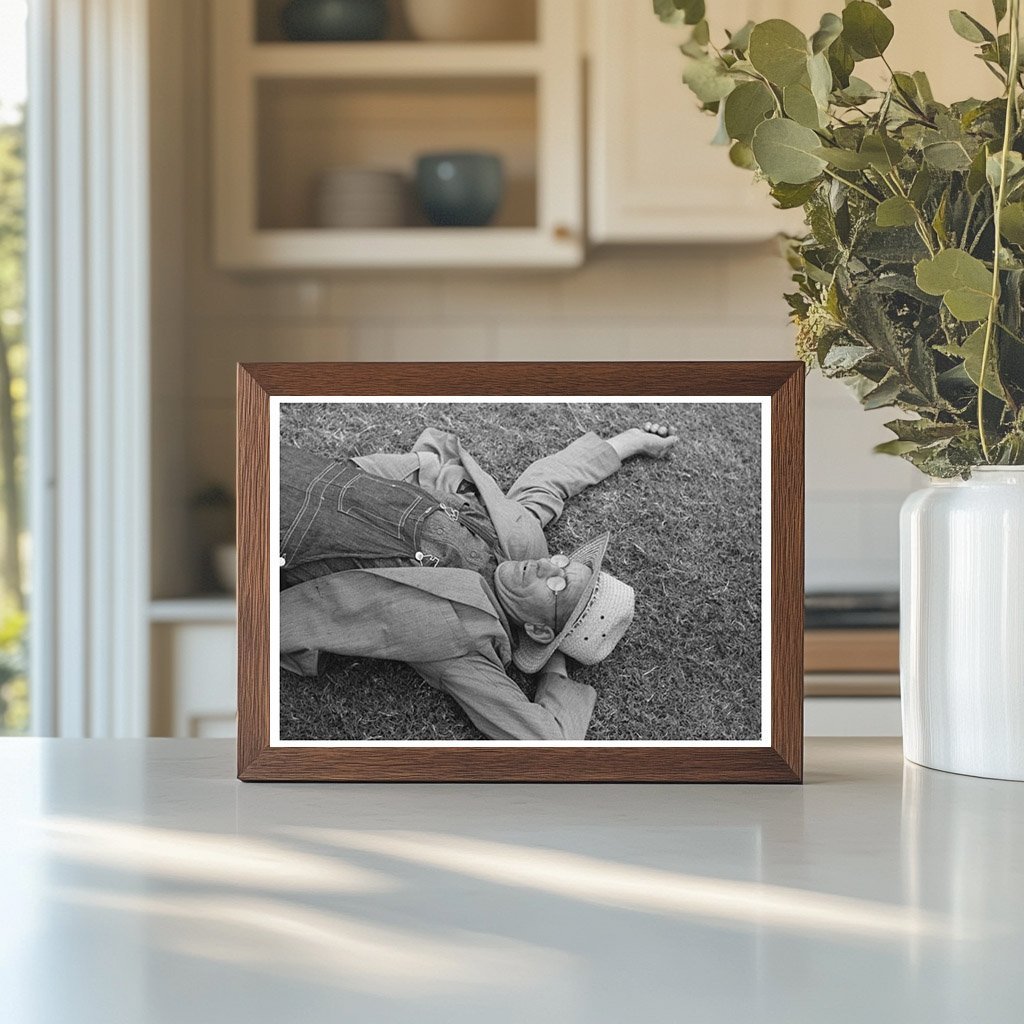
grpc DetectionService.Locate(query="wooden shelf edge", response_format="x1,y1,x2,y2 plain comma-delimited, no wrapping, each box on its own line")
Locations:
805,673,900,698
217,228,584,270
150,597,237,624
249,42,543,78
804,628,899,674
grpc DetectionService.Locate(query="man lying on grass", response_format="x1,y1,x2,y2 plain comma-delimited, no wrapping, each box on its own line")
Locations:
279,422,678,741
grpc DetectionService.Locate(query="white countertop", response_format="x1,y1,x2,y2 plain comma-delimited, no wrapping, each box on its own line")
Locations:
1,738,1020,1023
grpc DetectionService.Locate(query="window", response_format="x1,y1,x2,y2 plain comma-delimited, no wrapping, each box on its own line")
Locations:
0,0,28,734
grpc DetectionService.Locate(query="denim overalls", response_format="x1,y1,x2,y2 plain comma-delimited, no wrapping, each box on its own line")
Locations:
280,445,498,589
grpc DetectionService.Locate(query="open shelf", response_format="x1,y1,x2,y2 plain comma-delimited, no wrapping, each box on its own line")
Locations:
213,0,582,268
254,0,538,45
256,76,537,232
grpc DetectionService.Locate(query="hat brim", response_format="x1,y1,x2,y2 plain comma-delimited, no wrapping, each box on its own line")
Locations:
512,532,611,674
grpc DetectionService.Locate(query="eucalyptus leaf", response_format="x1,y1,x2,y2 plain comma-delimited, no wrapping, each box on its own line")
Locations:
909,165,934,205
729,140,758,169
915,249,994,322
784,80,825,129
808,52,833,109
861,133,904,173
836,76,879,105
810,12,843,54
876,197,919,228
1000,203,1024,245
940,325,1006,398
986,150,1024,190
842,1,895,59
724,20,755,53
944,287,994,325
770,180,820,209
683,57,736,104
932,190,950,246
967,144,992,193
913,71,935,104
752,118,828,184
892,72,923,110
748,20,809,86
723,81,775,144
653,0,682,24
653,0,705,26
923,140,973,171
725,59,757,76
862,375,903,409
684,2,706,27
827,35,856,89
884,418,964,443
814,146,872,170
874,439,922,455
948,10,994,44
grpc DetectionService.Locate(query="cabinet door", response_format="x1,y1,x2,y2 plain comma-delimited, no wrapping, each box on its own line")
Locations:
588,0,995,244
588,0,811,243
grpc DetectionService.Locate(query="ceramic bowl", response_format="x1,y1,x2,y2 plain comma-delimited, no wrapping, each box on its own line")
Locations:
415,153,504,228
315,168,407,228
281,0,388,42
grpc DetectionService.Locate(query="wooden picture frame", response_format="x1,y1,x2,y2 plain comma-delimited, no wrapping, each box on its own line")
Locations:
237,362,804,782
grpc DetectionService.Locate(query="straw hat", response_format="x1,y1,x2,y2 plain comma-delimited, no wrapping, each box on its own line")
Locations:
513,532,636,674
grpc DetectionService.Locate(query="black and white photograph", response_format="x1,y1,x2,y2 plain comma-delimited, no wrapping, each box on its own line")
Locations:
271,397,770,745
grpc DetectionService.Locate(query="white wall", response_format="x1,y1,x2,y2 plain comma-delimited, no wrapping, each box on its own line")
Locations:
157,0,920,599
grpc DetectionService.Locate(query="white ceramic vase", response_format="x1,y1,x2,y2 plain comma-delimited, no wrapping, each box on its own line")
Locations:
900,467,1024,781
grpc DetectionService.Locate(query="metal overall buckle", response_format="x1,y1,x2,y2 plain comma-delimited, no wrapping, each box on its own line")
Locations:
414,550,441,568
438,502,460,522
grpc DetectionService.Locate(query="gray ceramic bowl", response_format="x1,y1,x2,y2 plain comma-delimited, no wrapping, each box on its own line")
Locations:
280,0,388,42
415,152,505,228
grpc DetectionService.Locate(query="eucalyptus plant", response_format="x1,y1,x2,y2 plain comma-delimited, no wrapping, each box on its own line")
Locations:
657,0,1024,475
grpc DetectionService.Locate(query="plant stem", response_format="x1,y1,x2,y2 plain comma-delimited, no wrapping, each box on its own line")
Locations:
968,213,994,253
997,319,1024,345
979,0,1021,462
822,167,880,204
884,171,939,254
962,191,980,248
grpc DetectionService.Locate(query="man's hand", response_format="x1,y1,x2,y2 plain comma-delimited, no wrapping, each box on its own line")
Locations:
606,424,679,461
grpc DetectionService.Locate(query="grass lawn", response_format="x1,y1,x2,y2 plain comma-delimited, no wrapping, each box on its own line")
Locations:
278,400,763,741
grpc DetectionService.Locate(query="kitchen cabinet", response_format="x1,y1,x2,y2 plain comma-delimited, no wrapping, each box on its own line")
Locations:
211,0,583,269
150,600,237,738
586,0,999,244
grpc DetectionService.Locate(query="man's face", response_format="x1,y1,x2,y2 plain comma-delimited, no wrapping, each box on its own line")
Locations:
494,556,593,635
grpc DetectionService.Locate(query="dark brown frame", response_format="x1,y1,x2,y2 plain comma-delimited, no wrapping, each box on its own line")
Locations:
237,362,804,782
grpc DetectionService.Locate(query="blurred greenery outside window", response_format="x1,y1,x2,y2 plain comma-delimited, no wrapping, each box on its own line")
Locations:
0,0,29,734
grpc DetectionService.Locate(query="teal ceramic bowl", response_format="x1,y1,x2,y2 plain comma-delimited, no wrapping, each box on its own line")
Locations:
415,153,505,228
281,0,388,42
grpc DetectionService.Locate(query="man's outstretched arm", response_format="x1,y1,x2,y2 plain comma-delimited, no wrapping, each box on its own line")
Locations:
506,424,679,529
412,651,596,741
